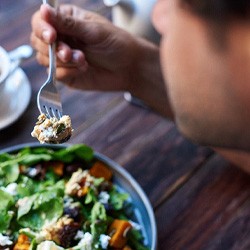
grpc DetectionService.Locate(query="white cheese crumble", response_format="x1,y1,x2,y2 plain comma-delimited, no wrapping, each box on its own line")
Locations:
27,167,39,177
0,233,12,246
77,232,93,250
1,183,17,196
98,191,110,204
74,230,85,240
37,240,64,250
99,234,111,249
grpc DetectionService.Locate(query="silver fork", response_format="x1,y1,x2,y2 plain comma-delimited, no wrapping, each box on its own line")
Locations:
37,0,62,120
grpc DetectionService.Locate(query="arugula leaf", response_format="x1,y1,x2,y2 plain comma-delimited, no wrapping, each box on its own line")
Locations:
16,176,39,198
90,202,108,247
19,154,52,166
53,144,94,162
0,162,19,186
127,229,150,250
0,153,13,162
0,190,15,232
91,202,107,222
17,195,37,220
0,189,14,210
17,187,64,230
109,187,129,210
85,188,97,205
0,210,14,233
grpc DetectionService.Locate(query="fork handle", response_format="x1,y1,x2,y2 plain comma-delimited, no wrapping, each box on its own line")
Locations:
42,0,57,83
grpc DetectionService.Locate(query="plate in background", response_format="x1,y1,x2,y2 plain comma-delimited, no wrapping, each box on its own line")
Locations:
0,68,31,130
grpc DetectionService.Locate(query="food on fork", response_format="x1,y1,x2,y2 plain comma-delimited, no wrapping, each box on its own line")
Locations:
31,113,73,144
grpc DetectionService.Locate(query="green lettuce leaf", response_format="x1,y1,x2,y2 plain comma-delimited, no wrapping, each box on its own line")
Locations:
16,176,38,198
0,189,15,232
0,189,15,210
90,202,108,247
53,144,94,162
0,162,19,186
17,186,64,230
109,187,129,210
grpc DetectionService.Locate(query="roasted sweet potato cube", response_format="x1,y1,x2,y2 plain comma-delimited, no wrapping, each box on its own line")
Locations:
89,161,112,181
77,186,89,197
13,234,30,250
50,161,64,176
113,247,133,250
108,219,132,248
122,246,133,250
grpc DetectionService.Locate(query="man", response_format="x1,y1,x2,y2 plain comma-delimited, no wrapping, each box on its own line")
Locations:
31,0,250,172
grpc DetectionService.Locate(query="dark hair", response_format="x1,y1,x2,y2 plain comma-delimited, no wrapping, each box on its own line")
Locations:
180,0,250,49
182,0,250,21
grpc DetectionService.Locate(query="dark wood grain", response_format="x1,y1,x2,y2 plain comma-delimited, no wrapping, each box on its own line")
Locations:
1,1,248,250
155,155,250,250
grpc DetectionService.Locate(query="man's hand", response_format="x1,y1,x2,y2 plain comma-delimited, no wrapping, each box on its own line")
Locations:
31,4,138,91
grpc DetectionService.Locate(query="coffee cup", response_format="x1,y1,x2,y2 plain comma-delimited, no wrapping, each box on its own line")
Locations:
0,45,33,91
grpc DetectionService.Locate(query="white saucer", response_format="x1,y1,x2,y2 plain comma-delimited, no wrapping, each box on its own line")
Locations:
0,68,31,130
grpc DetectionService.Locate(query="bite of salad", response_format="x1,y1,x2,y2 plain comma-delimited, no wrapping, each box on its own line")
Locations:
0,144,149,250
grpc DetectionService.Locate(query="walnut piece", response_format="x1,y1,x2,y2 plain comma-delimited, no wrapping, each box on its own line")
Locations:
31,113,73,144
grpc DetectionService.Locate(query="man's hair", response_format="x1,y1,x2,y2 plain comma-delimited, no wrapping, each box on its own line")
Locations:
182,0,250,21
181,0,250,49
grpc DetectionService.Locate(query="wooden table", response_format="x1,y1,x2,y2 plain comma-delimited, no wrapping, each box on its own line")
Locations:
1,1,250,249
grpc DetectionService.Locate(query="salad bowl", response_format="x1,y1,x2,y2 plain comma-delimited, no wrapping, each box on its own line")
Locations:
0,142,157,250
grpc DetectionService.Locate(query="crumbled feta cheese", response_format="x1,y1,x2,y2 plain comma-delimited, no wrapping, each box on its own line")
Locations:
27,167,39,177
77,232,93,250
2,183,17,196
98,191,110,204
0,233,12,246
99,234,110,249
37,240,64,250
74,230,85,240
63,196,74,207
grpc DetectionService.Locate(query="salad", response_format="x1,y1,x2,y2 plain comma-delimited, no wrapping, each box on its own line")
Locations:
0,144,149,250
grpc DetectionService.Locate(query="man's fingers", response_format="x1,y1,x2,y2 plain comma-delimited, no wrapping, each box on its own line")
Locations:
36,52,49,67
56,66,88,88
36,49,87,69
40,4,80,36
31,7,56,44
40,4,109,44
30,32,49,54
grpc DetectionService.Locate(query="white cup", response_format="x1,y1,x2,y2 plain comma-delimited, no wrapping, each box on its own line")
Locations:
0,45,33,91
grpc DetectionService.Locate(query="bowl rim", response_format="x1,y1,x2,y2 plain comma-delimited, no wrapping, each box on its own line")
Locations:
0,142,157,250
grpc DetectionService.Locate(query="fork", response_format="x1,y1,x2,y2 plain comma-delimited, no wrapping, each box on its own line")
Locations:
37,0,63,120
